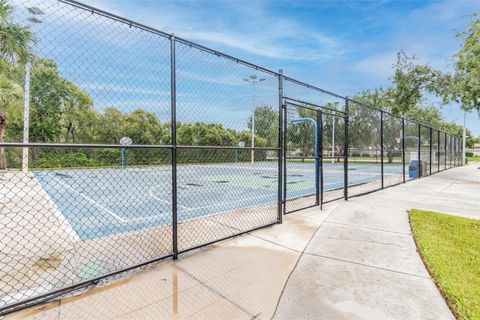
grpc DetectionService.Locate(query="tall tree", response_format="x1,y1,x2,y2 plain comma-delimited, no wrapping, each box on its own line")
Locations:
286,107,316,160
391,51,444,116
443,14,480,112
247,105,278,147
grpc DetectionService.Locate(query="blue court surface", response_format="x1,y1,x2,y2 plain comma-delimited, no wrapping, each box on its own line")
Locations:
34,161,404,240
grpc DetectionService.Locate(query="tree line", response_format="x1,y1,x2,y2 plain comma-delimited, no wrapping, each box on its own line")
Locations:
1,0,479,169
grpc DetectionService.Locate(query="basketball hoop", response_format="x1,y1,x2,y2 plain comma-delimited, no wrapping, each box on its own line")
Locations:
120,136,132,146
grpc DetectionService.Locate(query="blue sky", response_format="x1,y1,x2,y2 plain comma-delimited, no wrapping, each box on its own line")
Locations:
80,0,480,135
14,0,480,137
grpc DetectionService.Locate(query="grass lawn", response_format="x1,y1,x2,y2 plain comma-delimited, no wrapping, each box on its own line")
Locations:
467,156,480,162
409,209,480,319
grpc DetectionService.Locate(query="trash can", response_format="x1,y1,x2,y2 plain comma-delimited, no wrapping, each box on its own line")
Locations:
409,160,419,178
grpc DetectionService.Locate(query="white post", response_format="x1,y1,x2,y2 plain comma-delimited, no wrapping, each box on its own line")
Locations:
243,75,264,165
332,117,335,163
22,61,31,173
462,110,466,165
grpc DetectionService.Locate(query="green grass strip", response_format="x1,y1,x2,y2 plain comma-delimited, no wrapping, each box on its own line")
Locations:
409,209,480,320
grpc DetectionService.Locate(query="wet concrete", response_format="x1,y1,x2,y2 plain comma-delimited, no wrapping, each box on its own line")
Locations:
7,204,338,320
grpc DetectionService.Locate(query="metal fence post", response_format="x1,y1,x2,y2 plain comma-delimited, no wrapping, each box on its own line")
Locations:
402,118,405,183
344,98,349,200
444,132,447,170
380,110,384,188
417,124,421,178
316,110,321,206
454,138,457,166
170,35,178,260
319,111,324,208
459,138,461,166
429,127,432,175
277,70,284,224
282,95,287,216
437,130,440,172
457,138,459,166
450,136,453,168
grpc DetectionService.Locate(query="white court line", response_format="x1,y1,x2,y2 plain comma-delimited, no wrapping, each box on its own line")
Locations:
178,196,278,224
149,185,191,210
181,164,279,172
127,190,276,223
178,192,277,213
121,212,170,223
148,182,277,213
51,177,127,223
53,176,171,224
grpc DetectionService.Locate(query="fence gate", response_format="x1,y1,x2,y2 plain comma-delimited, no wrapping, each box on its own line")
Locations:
283,98,347,214
283,100,320,213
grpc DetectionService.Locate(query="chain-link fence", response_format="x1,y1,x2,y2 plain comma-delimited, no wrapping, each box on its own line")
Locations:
0,0,464,315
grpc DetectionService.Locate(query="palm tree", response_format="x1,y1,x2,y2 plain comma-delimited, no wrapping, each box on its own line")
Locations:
0,0,33,170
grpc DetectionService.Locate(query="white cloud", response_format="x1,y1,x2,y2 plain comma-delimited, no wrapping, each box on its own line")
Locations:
86,0,345,62
352,52,396,81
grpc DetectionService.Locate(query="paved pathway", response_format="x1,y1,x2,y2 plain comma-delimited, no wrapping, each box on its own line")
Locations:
274,163,480,319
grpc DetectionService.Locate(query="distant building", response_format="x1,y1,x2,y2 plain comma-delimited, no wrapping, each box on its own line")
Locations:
474,143,480,150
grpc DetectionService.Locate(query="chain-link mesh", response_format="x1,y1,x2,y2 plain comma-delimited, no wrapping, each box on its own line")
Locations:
348,102,382,196
1,145,173,310
382,112,403,187
282,79,346,209
420,125,431,177
176,148,278,251
431,129,439,173
446,134,451,169
284,103,318,213
439,132,446,170
1,0,281,313
0,0,463,315
322,112,346,202
174,39,280,251
403,120,418,180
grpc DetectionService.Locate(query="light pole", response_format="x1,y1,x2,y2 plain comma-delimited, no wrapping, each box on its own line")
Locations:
22,7,43,173
243,75,265,165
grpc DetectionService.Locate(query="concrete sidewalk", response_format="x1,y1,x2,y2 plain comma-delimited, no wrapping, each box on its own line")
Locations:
275,163,480,320
8,163,479,319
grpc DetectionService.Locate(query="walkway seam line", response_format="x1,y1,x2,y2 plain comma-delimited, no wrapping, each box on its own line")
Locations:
304,252,431,279
324,221,412,235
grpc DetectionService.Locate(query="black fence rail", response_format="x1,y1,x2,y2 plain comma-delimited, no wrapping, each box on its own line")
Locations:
0,0,463,315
